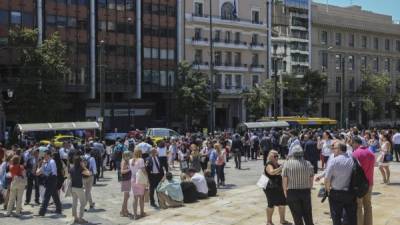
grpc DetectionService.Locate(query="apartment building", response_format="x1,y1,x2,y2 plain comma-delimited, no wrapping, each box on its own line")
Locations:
0,0,178,132
311,3,400,126
179,0,269,129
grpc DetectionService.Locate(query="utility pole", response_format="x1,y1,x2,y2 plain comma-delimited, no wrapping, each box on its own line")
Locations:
209,0,215,135
341,56,345,128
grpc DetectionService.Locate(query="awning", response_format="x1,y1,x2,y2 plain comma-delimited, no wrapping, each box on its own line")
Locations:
17,122,100,132
238,121,290,129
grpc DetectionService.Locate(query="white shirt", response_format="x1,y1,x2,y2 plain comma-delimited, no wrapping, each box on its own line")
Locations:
321,139,332,157
137,142,152,154
59,147,69,160
151,157,160,174
158,147,167,157
392,133,400,145
191,173,208,194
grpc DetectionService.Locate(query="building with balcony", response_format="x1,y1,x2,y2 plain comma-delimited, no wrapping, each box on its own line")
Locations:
0,0,177,133
311,3,400,126
178,0,269,129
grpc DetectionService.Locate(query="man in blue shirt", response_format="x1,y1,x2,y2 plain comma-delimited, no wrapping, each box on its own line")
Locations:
37,150,62,216
156,172,183,209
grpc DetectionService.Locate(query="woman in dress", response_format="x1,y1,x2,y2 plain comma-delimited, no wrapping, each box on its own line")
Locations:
200,142,210,172
120,151,132,217
378,134,391,184
189,144,202,172
130,148,147,219
263,150,290,225
318,131,333,169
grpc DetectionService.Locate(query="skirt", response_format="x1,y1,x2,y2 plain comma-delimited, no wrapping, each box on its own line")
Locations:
131,179,145,196
120,180,131,193
264,187,286,208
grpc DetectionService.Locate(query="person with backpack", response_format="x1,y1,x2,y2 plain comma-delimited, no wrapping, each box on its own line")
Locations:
324,141,356,225
83,148,97,210
352,136,375,225
113,139,126,181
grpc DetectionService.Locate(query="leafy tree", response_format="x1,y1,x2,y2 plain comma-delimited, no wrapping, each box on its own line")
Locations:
175,61,218,129
243,80,274,120
301,70,327,114
9,29,69,122
357,70,391,118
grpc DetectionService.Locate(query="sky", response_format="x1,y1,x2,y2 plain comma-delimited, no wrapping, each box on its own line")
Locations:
312,0,400,21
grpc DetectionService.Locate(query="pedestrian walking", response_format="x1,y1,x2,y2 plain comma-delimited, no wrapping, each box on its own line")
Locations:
231,134,243,169
215,143,226,187
83,148,97,210
303,134,319,174
25,148,40,205
69,156,89,224
391,129,400,162
377,134,391,184
318,131,333,169
120,151,132,217
145,148,164,208
157,141,168,172
5,155,26,217
130,148,148,219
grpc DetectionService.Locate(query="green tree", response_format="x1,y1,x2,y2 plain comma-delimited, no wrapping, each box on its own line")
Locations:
357,70,391,118
175,61,218,129
302,70,328,114
9,29,69,122
242,80,273,120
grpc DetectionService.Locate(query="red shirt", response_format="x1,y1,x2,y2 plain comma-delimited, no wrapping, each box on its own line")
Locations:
9,165,24,180
352,146,375,186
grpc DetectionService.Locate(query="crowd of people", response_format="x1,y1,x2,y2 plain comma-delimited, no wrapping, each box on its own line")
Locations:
0,126,398,225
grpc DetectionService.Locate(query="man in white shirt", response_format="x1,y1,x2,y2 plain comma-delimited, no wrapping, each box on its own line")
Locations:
187,168,208,199
137,140,152,159
392,129,400,162
59,142,70,165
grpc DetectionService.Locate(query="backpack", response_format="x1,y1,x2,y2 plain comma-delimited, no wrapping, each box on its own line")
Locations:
349,157,369,198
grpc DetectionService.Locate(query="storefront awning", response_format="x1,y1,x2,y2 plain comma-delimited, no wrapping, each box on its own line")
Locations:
238,121,290,129
17,122,100,132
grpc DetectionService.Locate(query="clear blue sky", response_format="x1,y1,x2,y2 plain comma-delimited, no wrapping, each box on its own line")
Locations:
313,0,400,21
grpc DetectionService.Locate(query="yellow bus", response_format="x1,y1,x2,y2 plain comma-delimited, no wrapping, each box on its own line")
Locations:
258,116,337,129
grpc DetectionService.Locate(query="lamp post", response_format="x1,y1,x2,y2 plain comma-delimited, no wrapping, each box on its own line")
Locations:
99,40,105,138
209,0,215,135
273,58,279,121
127,17,133,130
341,56,345,128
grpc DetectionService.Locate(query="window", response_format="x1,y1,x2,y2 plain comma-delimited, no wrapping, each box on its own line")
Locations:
168,71,175,87
194,2,203,16
160,71,167,87
194,28,201,40
252,53,259,66
397,40,400,52
235,75,242,89
107,21,116,31
322,103,330,117
221,2,234,20
215,74,222,89
361,56,367,69
46,15,56,26
160,49,168,59
321,51,328,70
225,52,232,66
384,58,390,72
385,39,390,51
336,77,341,93
22,12,33,28
335,54,342,70
159,5,167,16
116,0,124,10
234,52,241,66
225,74,232,89
397,59,400,72
126,0,134,10
373,57,379,72
98,0,107,8
335,33,341,46
321,31,327,45
252,10,260,24
98,21,107,31
143,70,152,83
214,30,220,42
374,37,379,50
108,0,115,9
57,16,67,27
0,10,8,25
349,34,354,47
349,77,355,91
152,48,159,59
214,51,222,66
362,36,367,48
11,11,21,25
251,34,258,45
348,55,354,71
252,75,259,87
67,17,77,28
195,49,202,64
225,31,231,43
234,32,240,44
168,49,174,60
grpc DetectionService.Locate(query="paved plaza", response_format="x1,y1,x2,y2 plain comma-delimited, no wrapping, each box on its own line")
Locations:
1,159,400,225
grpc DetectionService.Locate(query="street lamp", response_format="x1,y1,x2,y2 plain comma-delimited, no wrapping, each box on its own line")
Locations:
98,40,105,138
208,0,215,135
127,17,133,129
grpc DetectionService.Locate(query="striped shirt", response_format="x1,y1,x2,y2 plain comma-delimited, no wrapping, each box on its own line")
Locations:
282,159,314,189
325,153,354,191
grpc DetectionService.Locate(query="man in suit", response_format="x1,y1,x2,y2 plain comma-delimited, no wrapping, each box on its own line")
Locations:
303,134,319,174
146,148,164,208
231,134,243,169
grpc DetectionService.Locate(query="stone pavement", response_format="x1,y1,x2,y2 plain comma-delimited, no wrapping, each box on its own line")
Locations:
1,158,400,225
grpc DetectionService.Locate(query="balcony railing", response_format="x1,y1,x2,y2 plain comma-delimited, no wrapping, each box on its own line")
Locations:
250,42,264,47
191,13,264,25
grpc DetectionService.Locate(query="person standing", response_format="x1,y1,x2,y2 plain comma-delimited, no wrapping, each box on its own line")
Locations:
189,144,202,172
137,138,152,159
37,150,62,216
391,129,400,162
243,132,251,161
157,141,168,172
378,134,391,184
5,155,26,217
145,148,164,208
318,131,333,169
325,141,356,225
279,130,290,159
261,133,273,166
130,148,147,219
231,134,243,169
69,156,90,224
25,148,40,205
303,134,319,174
263,150,290,225
120,151,132,217
352,136,375,225
113,139,126,181
208,144,218,178
282,145,315,225
250,133,260,160
215,143,226,187
156,172,183,209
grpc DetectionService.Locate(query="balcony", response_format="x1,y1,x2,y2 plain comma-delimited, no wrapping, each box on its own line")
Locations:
250,64,265,72
191,37,209,46
214,39,248,50
249,42,266,51
186,13,267,30
290,25,308,31
192,61,209,70
218,87,243,95
214,63,248,72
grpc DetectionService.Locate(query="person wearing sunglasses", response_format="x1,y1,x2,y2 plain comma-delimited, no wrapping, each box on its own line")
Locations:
263,150,291,225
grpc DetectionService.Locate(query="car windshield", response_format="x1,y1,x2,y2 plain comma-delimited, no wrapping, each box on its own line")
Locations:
153,130,169,137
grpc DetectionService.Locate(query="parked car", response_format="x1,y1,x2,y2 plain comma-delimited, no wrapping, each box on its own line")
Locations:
40,135,82,147
145,128,181,144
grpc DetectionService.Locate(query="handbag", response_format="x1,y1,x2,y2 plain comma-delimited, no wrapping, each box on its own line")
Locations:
384,153,393,162
256,174,269,189
121,170,132,181
136,169,148,186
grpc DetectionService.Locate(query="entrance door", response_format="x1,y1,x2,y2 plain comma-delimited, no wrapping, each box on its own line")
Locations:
215,108,228,130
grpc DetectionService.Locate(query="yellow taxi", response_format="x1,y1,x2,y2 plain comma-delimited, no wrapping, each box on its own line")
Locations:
145,128,180,144
40,135,82,147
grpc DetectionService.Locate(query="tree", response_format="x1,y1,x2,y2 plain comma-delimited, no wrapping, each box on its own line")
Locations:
242,80,274,120
175,61,218,129
357,70,391,118
301,70,327,114
9,29,69,122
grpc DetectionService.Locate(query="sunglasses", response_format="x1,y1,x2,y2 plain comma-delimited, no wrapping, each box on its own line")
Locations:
273,155,279,158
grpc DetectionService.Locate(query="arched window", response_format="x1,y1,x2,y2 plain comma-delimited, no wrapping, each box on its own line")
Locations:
221,2,234,20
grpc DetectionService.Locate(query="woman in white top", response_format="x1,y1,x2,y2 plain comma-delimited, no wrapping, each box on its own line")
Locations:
129,148,147,219
317,131,333,169
378,134,391,184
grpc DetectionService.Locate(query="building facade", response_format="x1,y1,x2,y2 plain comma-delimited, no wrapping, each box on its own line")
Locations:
0,0,178,134
179,0,269,129
311,3,400,126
